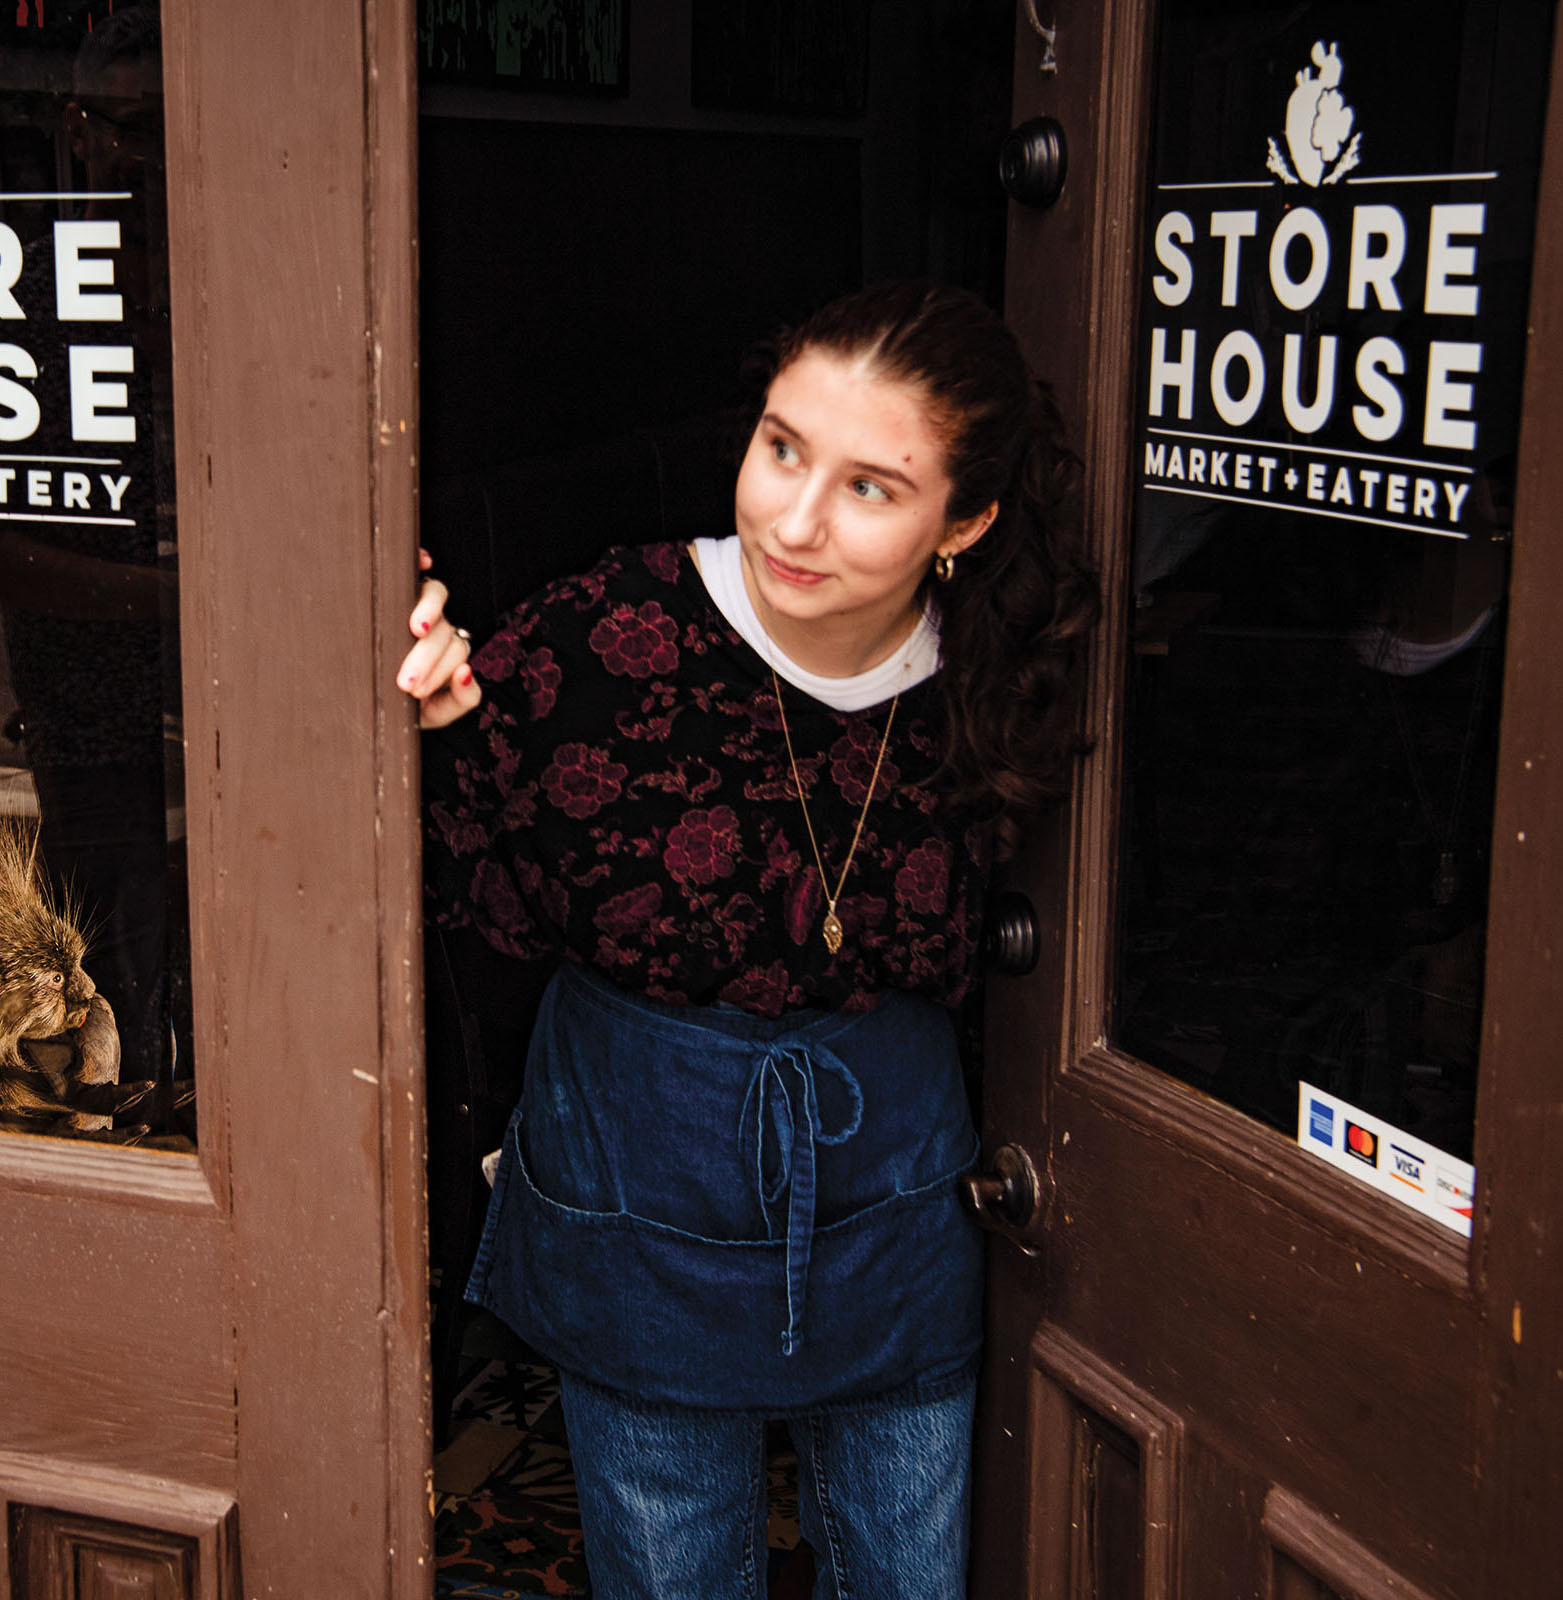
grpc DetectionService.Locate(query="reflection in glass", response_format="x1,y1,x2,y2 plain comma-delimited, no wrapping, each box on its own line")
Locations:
0,3,191,1148
1120,510,1504,1166
1116,0,1556,1180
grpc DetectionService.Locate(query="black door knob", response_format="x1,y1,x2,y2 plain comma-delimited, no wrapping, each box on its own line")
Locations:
999,115,1067,210
983,890,1039,976
962,1143,1041,1230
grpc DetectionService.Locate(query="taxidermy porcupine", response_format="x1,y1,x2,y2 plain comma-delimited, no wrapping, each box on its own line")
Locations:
0,817,95,1062
0,817,137,1138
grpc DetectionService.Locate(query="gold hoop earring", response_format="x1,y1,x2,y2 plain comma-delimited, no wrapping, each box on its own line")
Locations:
934,551,956,583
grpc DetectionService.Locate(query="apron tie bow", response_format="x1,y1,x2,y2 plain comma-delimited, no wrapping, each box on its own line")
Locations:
740,1039,863,1356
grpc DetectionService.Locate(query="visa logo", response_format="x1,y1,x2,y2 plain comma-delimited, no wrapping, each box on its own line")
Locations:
1390,1143,1426,1191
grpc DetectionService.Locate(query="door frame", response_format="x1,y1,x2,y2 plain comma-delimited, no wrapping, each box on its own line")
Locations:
166,0,430,1581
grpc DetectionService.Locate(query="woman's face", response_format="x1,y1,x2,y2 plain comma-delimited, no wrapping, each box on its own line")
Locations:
733,348,993,677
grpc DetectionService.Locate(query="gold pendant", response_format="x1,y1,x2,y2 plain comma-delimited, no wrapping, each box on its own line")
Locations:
822,911,843,955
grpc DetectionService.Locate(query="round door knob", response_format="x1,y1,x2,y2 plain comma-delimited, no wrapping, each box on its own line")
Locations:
983,890,1039,976
963,1143,1041,1229
999,115,1068,210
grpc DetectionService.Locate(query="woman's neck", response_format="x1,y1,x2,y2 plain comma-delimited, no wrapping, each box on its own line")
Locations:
739,564,923,680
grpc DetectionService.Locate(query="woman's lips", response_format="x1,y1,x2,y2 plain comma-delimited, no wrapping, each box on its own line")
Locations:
765,553,827,586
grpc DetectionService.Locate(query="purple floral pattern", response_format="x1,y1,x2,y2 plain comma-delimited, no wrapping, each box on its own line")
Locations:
589,601,680,679
895,838,950,916
423,544,993,1016
664,805,741,885
829,721,902,806
519,647,563,717
542,742,628,819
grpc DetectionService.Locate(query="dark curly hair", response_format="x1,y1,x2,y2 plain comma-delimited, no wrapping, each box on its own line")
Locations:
765,282,1099,855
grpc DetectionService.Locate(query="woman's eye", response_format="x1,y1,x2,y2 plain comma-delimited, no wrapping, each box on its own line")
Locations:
770,437,798,465
850,478,890,503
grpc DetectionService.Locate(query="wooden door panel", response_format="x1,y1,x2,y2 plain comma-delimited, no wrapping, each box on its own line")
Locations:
984,1050,1483,1599
1046,1081,1478,1588
1027,1326,1181,1600
11,1510,196,1600
1264,1489,1442,1600
978,2,1563,1596
0,1461,237,1600
0,1,429,1593
0,1183,231,1478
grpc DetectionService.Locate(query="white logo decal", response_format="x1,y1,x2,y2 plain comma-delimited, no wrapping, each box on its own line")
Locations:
1267,40,1362,186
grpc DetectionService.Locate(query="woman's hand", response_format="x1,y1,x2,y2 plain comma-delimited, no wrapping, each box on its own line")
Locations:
399,550,483,729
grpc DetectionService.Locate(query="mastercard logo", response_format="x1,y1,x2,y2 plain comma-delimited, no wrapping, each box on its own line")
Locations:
1345,1121,1379,1166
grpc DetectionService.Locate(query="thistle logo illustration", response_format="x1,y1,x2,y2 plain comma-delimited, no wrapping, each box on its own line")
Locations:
1267,40,1363,186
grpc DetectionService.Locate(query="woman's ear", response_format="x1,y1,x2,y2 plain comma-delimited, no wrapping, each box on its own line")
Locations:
943,500,999,559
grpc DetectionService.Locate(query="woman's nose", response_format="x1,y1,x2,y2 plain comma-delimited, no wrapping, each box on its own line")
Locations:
771,479,828,548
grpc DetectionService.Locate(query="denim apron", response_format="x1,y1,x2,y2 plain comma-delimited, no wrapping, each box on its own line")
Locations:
466,963,985,1412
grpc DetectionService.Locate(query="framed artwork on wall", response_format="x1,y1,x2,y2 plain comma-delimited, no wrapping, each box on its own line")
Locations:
419,0,629,96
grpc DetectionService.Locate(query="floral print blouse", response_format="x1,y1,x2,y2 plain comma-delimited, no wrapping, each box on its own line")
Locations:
424,541,993,1017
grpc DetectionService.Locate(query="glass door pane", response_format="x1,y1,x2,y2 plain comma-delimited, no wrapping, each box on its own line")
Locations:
0,2,191,1149
1117,0,1556,1234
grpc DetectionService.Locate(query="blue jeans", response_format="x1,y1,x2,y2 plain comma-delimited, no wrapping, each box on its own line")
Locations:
558,1372,976,1600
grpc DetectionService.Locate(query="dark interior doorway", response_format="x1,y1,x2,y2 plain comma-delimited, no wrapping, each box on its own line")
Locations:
416,3,1017,1590
417,0,1014,626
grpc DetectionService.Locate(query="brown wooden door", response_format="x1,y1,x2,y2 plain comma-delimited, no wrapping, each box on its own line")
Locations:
973,4,1563,1597
0,2,430,1595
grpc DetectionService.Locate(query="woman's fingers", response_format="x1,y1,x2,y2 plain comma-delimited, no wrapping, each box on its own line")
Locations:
399,564,482,726
409,574,449,639
399,615,481,725
417,626,480,728
399,617,465,693
399,574,454,692
418,660,482,729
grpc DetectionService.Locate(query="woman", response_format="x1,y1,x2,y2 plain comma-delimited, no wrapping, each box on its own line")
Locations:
401,283,1096,1599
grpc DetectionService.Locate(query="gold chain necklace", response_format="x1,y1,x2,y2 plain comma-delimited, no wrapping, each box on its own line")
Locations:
770,666,899,955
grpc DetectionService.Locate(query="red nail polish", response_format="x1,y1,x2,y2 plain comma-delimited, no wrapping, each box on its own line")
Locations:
416,618,431,635
457,665,473,686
